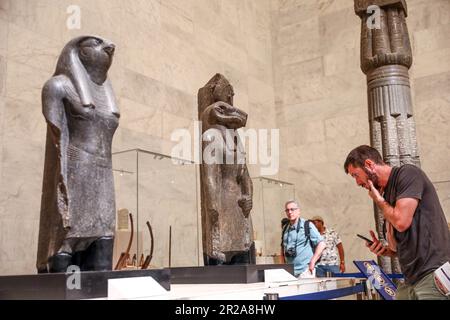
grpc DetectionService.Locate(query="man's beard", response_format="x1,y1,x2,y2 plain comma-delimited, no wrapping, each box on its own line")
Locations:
364,167,381,190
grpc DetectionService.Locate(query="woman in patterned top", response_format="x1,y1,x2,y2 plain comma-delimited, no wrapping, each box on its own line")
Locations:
311,216,345,277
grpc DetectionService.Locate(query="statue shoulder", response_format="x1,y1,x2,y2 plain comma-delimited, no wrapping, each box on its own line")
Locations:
42,75,72,99
42,75,74,123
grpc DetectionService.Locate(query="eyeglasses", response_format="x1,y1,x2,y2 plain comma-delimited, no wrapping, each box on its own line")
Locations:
284,208,298,213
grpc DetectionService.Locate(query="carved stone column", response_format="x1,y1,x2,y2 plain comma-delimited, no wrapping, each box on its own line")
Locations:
354,0,420,274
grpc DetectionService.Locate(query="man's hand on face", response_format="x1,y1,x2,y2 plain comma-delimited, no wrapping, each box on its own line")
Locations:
367,180,384,204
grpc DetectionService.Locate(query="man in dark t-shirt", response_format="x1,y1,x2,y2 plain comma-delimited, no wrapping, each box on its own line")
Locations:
344,145,450,300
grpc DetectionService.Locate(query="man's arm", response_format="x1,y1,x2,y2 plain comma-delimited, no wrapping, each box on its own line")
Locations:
368,180,418,232
336,243,345,272
309,241,325,272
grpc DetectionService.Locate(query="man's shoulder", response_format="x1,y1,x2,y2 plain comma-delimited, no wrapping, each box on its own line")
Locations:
398,164,422,176
396,164,428,185
304,218,315,228
300,218,309,225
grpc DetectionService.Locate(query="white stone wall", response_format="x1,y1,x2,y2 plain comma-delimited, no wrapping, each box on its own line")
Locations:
409,0,450,226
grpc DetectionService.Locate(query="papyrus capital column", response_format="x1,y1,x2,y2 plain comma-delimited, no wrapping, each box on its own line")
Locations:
355,0,412,73
355,0,420,168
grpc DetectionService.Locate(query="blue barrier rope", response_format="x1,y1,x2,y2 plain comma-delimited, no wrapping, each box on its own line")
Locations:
386,274,404,279
331,273,404,279
280,283,365,300
331,273,364,278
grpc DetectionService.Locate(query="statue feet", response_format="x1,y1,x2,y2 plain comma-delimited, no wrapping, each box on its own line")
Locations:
48,252,73,273
76,236,114,271
203,250,226,265
204,243,256,265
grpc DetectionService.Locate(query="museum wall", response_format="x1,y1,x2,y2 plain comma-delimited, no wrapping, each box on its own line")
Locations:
0,0,276,275
271,0,450,272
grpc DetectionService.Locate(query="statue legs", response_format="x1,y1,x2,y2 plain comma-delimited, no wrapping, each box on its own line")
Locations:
229,242,256,265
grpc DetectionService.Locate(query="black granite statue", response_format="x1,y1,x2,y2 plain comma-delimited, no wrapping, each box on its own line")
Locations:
198,74,255,265
36,36,120,273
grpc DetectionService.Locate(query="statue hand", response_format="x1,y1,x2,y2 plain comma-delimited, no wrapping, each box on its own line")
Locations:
238,196,252,217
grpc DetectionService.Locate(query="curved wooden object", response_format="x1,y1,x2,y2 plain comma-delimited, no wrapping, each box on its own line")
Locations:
114,213,134,270
141,220,154,269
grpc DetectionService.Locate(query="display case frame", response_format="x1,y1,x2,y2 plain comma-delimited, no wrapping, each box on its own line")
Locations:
251,176,296,263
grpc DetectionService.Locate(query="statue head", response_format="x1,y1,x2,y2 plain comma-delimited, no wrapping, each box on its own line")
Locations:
212,75,234,105
198,73,235,116
206,102,247,130
78,37,115,82
53,35,118,110
198,74,247,130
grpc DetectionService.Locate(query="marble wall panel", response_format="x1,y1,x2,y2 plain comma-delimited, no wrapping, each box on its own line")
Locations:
0,18,7,56
0,54,5,97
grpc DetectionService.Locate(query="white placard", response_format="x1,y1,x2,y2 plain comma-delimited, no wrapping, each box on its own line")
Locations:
264,268,298,286
108,276,168,300
117,208,129,230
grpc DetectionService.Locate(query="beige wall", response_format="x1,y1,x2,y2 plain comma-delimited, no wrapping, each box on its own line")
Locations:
409,0,450,225
271,0,450,271
0,0,448,275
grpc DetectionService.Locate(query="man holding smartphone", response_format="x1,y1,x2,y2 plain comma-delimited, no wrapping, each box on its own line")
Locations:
344,145,450,300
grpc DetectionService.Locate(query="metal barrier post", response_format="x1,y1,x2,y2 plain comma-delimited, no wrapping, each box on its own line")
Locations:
263,293,279,300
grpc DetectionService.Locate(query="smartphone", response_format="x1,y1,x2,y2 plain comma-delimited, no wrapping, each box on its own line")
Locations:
357,234,374,246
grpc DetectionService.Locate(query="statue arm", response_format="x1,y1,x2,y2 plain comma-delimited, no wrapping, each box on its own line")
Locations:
240,164,252,196
41,76,70,226
202,164,220,216
42,76,69,144
238,165,253,218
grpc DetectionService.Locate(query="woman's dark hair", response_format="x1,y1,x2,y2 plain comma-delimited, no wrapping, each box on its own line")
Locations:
344,145,384,173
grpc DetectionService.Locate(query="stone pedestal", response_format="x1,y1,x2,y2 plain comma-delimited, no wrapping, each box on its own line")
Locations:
0,269,170,300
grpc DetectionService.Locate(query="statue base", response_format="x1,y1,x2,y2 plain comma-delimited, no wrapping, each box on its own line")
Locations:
0,269,170,300
170,264,294,284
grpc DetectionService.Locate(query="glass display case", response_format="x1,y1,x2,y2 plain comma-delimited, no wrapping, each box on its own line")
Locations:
251,177,295,263
112,149,201,269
